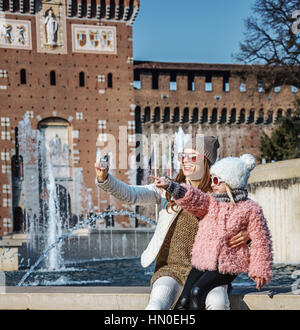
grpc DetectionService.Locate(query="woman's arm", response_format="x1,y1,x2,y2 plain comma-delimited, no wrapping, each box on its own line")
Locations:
95,161,161,206
247,205,273,284
96,173,161,206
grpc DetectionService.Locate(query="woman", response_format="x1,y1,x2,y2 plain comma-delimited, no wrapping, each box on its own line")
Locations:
94,135,250,310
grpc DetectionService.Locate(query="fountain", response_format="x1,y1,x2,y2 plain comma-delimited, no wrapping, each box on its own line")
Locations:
6,114,157,283
46,163,63,270
17,210,156,287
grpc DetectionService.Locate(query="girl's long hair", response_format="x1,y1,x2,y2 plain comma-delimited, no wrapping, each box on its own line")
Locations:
225,183,235,205
166,157,212,214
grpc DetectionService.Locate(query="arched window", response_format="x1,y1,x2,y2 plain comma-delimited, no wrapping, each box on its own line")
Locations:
50,70,56,85
228,108,236,124
238,109,246,124
20,69,26,84
181,108,189,123
247,110,255,124
152,107,160,123
286,109,292,117
172,107,180,123
107,73,113,88
200,108,208,124
256,109,264,125
265,110,273,124
79,72,85,87
144,107,150,122
163,107,170,123
191,108,199,123
275,109,283,123
210,108,218,124
219,108,227,124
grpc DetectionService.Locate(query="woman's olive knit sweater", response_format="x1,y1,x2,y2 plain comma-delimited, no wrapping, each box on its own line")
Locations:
151,209,199,287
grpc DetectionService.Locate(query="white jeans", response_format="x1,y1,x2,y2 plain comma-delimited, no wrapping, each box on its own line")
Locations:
145,276,230,310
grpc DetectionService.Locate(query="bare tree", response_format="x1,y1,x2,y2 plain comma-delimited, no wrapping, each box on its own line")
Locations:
233,0,300,91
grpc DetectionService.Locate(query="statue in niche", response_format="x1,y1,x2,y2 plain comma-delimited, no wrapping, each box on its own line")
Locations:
44,8,58,46
5,25,13,44
17,26,26,45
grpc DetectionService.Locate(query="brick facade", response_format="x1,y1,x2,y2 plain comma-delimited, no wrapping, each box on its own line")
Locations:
0,0,297,235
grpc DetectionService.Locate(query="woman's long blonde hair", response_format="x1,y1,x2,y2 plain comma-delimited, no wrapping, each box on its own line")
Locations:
166,157,212,214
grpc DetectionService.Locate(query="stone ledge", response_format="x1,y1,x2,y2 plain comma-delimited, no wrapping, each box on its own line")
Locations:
0,287,298,310
248,158,300,183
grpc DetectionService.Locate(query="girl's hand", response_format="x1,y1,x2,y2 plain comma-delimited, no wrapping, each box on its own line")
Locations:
95,161,109,183
228,230,250,248
150,175,170,189
253,277,266,291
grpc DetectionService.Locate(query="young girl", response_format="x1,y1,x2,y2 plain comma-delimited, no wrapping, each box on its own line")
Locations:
151,153,273,310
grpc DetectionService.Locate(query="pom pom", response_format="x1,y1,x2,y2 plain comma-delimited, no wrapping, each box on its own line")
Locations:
240,154,256,171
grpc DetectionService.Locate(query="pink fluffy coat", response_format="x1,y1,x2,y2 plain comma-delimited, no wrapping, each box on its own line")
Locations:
175,184,273,282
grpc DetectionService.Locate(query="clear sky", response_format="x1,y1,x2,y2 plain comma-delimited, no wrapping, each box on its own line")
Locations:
133,0,256,64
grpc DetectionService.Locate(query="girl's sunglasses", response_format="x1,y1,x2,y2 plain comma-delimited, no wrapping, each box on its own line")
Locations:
211,175,225,186
177,152,204,164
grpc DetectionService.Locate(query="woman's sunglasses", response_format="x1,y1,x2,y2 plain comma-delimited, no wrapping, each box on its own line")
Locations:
177,152,204,164
211,175,225,186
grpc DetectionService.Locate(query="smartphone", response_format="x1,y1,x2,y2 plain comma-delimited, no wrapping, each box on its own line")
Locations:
99,154,109,169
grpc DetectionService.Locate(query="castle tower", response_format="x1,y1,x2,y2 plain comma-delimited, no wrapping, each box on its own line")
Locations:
0,0,140,235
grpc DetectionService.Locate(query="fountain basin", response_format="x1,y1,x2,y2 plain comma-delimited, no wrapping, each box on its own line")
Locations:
0,228,155,271
0,286,298,310
0,240,23,271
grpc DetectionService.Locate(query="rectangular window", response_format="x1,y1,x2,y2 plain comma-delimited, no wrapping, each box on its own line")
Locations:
1,117,10,127
72,130,79,139
2,165,11,174
97,133,107,143
133,80,141,89
291,86,298,93
224,82,229,92
2,184,11,194
1,131,11,140
127,57,134,64
128,121,135,130
26,111,34,119
98,120,106,129
128,134,136,145
0,70,7,78
258,82,264,93
240,83,247,92
98,75,105,82
76,112,83,120
3,218,12,228
1,151,10,161
274,86,281,93
205,82,212,92
169,81,177,91
205,76,212,92
223,76,230,92
3,198,10,207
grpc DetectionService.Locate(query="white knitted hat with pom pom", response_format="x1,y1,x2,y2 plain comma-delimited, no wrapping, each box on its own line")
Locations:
210,154,256,189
